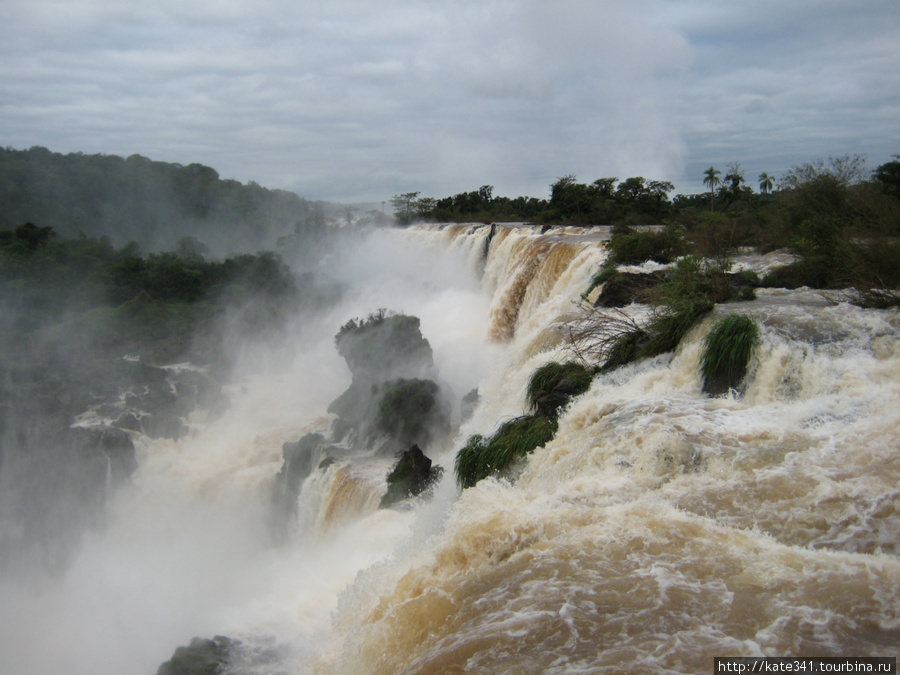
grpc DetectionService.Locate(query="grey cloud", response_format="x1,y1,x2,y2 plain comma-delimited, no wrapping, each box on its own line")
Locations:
1,0,897,202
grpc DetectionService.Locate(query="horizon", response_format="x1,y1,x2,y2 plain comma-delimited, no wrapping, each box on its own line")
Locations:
3,143,889,209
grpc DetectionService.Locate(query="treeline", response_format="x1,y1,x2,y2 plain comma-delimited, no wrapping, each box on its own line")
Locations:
391,174,696,225
0,222,338,364
0,146,333,255
391,174,678,226
391,154,900,230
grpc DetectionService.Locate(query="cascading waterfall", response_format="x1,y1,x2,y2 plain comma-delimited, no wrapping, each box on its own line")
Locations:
318,226,900,673
1,223,897,675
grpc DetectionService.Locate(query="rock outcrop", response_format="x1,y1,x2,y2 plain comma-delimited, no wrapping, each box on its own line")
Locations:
379,444,443,508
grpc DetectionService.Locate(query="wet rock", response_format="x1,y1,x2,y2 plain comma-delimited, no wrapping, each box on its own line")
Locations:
379,444,443,508
271,432,333,538
278,433,326,493
72,425,137,485
334,312,435,384
594,271,666,308
156,636,234,675
461,388,480,422
115,411,143,432
327,313,453,452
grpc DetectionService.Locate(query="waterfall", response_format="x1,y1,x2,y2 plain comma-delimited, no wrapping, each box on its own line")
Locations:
1,224,897,674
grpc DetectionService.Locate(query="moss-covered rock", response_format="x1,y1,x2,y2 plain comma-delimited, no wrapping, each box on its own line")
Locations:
379,444,443,508
593,270,666,308
372,378,451,449
329,311,446,450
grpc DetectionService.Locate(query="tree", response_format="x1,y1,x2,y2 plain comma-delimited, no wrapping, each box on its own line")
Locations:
778,154,869,190
758,172,774,195
337,205,358,226
550,175,594,221
872,155,900,199
550,175,578,205
592,177,618,197
648,180,675,207
176,236,209,260
414,197,436,219
615,177,649,203
721,163,749,210
703,166,721,211
390,192,421,225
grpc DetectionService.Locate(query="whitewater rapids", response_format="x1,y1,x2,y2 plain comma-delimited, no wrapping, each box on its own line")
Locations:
2,223,898,674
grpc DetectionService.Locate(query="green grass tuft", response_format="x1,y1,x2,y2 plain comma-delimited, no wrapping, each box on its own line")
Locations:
700,314,759,396
638,300,714,360
525,361,593,418
455,415,558,489
583,265,618,298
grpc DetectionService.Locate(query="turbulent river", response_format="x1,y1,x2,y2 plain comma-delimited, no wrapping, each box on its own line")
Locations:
2,223,898,674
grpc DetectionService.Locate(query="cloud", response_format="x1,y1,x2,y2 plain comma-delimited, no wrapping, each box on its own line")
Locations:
1,0,897,202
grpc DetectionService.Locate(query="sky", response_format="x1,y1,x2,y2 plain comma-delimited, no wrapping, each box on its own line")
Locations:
2,0,898,203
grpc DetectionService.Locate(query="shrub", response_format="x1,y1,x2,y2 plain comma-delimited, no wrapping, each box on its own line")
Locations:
607,225,687,265
565,307,646,368
455,415,557,489
577,256,736,372
650,255,735,309
628,255,730,361
700,314,759,396
601,327,646,371
372,378,449,447
525,361,593,419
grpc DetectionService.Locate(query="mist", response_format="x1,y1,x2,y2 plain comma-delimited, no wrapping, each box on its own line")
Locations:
0,221,495,674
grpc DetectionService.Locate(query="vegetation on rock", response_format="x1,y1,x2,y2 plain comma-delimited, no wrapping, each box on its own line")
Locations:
327,310,446,453
334,310,435,382
373,378,450,449
525,361,594,420
379,444,443,508
156,636,235,675
700,314,759,396
455,415,558,490
606,225,687,265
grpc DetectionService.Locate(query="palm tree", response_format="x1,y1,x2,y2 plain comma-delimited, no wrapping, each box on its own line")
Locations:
703,166,721,211
758,172,774,195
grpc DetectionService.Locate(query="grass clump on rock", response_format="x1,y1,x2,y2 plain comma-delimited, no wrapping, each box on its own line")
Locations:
455,415,557,489
525,361,594,419
700,314,759,396
454,360,593,489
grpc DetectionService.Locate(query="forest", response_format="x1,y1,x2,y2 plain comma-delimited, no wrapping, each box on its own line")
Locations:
0,146,346,256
